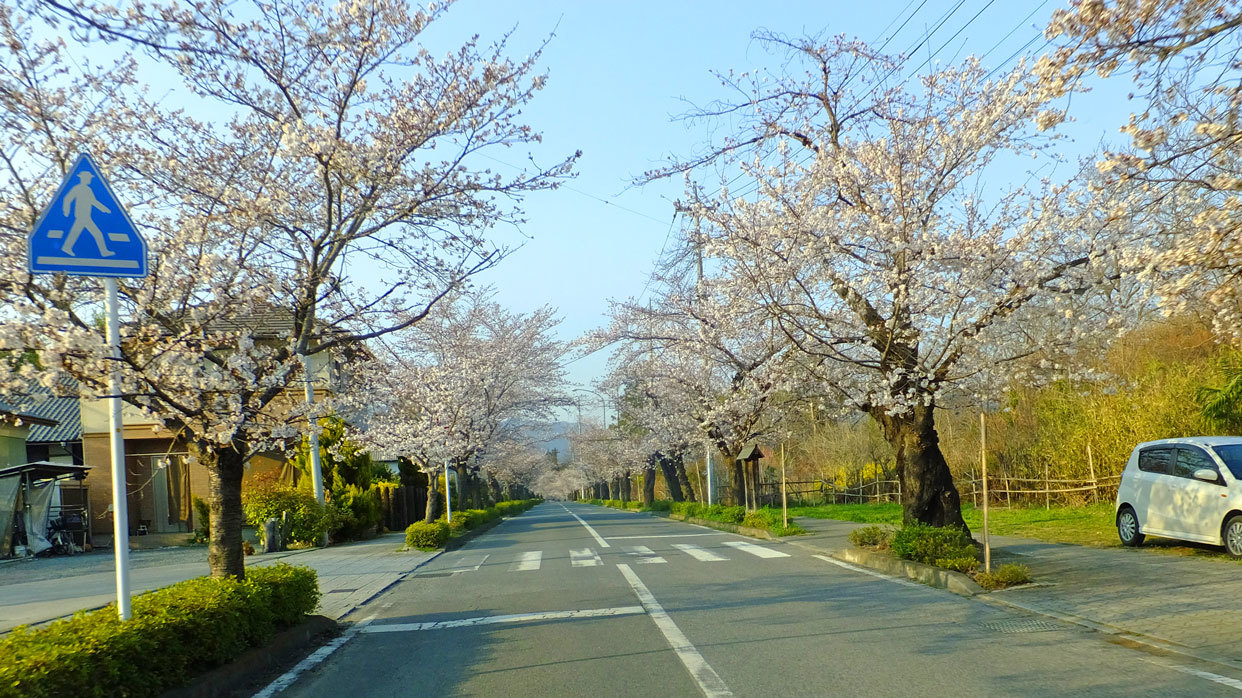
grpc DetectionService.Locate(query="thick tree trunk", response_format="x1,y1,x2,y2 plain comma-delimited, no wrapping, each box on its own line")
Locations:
193,440,246,579
658,454,685,502
620,472,632,502
875,403,969,533
607,479,618,499
729,457,744,506
486,473,503,505
424,478,441,522
675,458,697,502
640,465,656,506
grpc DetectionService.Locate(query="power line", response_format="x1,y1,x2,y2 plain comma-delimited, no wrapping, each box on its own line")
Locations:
480,154,669,225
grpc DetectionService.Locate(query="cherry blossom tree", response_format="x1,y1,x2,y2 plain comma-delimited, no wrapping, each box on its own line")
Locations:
657,34,1124,529
1,0,575,577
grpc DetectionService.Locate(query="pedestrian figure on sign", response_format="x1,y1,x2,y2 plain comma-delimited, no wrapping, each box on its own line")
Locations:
61,171,114,257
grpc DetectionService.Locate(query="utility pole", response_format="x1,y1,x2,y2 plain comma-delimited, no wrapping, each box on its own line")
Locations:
697,242,714,506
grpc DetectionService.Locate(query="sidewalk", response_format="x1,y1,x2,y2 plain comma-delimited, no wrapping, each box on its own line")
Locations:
787,516,1242,672
0,534,438,631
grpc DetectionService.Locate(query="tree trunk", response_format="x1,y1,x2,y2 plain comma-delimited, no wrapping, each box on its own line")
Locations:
620,472,632,502
675,457,697,502
874,403,969,533
658,455,685,502
424,477,441,522
729,456,744,506
486,473,503,505
192,440,246,579
640,465,656,505
607,479,618,499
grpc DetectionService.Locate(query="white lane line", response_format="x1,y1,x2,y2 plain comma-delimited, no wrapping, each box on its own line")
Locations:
627,545,667,564
609,533,728,540
617,564,733,698
560,504,611,548
571,548,603,567
252,613,378,697
363,606,646,633
722,540,789,559
442,553,490,574
1145,660,1242,691
812,555,923,589
511,550,542,571
672,543,729,562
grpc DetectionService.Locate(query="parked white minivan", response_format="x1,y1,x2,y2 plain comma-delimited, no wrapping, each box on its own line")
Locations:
1115,436,1242,557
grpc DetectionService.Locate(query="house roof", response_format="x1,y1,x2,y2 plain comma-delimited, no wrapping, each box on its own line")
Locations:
737,443,764,461
0,379,81,444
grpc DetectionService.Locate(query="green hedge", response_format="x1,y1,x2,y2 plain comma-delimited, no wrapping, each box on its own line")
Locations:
0,564,319,698
406,499,540,550
890,523,979,570
593,499,804,536
405,521,451,549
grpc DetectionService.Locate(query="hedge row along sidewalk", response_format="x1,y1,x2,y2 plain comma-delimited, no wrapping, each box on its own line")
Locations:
586,499,806,537
0,564,319,698
405,498,541,550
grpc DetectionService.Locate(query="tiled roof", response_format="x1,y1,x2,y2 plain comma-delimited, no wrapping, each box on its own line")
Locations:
0,378,82,443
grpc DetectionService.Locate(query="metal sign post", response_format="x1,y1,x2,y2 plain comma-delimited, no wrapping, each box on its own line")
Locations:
981,412,990,574
444,459,452,523
28,154,147,620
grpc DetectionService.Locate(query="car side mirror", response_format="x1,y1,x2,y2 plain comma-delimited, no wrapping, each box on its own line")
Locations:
1194,468,1219,482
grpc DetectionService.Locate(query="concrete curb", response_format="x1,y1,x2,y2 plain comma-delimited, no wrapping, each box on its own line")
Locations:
830,546,985,596
161,614,340,698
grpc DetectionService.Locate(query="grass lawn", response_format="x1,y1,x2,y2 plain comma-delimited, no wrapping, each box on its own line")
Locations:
791,500,1242,561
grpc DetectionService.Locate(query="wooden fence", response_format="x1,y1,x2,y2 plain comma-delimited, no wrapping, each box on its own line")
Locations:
758,472,1122,508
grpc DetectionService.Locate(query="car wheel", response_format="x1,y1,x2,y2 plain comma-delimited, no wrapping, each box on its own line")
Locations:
1224,515,1242,558
1118,506,1144,547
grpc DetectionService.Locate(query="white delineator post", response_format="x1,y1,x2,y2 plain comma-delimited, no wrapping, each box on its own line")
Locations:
444,460,452,523
705,443,713,507
302,355,325,505
980,412,990,574
104,278,131,620
781,442,788,529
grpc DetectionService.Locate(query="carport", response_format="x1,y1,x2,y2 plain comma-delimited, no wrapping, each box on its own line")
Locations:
0,461,91,556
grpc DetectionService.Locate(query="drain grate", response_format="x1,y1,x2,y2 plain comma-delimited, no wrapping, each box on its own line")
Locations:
982,619,1066,634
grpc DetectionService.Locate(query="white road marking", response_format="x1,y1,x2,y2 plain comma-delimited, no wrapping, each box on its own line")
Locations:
561,504,611,547
617,564,733,698
252,613,378,697
672,543,729,562
722,540,789,559
608,533,728,540
812,555,923,589
442,553,490,574
1144,660,1242,691
627,545,667,564
571,548,603,567
511,550,542,571
363,606,646,633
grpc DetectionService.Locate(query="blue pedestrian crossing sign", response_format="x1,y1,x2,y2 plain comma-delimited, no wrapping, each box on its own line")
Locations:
27,153,148,278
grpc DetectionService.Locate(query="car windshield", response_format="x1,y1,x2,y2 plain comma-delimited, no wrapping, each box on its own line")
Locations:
1210,444,1242,479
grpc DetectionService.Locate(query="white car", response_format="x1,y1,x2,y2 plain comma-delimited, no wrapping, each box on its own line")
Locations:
1115,436,1242,557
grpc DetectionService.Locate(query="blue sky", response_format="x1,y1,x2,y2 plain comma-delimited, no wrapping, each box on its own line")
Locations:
421,0,1134,393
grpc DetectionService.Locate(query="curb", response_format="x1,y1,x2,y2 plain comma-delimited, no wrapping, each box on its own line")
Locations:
831,546,985,596
161,614,340,698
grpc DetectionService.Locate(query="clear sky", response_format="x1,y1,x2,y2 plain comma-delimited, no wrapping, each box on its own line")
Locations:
419,0,1132,394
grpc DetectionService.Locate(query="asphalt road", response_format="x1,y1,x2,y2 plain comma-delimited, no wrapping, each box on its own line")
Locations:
273,502,1242,697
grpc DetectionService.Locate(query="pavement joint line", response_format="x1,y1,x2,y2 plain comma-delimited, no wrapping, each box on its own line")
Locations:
616,563,733,698
561,503,610,547
361,606,646,633
251,612,378,697
812,554,924,589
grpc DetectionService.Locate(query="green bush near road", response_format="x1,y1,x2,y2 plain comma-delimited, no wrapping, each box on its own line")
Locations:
891,523,979,570
405,521,451,550
849,524,894,549
405,499,540,551
974,563,1032,590
0,564,318,698
592,499,805,536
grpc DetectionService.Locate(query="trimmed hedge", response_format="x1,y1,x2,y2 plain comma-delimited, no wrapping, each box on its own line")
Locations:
0,564,319,698
592,499,804,535
405,521,451,550
890,523,979,570
405,499,541,551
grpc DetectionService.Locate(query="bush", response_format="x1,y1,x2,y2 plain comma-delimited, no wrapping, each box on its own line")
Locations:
241,474,330,545
890,523,978,568
717,505,746,524
974,563,1032,590
330,484,382,541
645,500,672,512
405,521,450,550
191,496,210,544
0,564,317,698
849,525,893,549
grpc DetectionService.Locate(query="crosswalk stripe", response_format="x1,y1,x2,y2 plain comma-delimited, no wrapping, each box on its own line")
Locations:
570,548,602,567
627,545,667,564
722,541,789,559
672,543,728,562
512,551,542,571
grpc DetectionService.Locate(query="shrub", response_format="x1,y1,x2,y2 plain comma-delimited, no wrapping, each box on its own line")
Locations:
191,496,211,543
645,500,671,512
934,556,979,573
330,484,383,541
849,525,893,549
0,564,317,698
974,563,1032,590
718,505,746,524
890,523,978,568
466,509,493,526
405,521,450,550
241,474,330,545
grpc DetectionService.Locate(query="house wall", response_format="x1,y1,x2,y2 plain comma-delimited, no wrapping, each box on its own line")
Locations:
0,424,30,467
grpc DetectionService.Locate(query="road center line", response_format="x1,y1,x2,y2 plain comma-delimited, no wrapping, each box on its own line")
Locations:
561,504,610,547
362,606,645,633
253,613,378,697
617,563,733,698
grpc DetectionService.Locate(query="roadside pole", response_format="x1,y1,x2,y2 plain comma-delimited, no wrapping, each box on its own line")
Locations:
302,355,325,505
705,445,713,506
28,154,148,621
105,279,131,619
980,412,990,573
780,442,788,529
444,460,452,523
